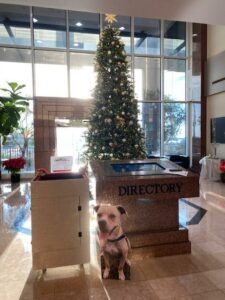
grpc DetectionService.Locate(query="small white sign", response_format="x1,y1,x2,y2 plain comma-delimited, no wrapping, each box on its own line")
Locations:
50,156,73,173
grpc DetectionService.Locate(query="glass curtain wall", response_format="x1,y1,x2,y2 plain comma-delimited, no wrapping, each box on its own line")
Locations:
134,18,188,156
0,4,195,172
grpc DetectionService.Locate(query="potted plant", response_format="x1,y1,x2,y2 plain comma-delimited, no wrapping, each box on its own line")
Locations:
219,160,225,183
2,157,26,183
0,82,29,143
0,82,29,179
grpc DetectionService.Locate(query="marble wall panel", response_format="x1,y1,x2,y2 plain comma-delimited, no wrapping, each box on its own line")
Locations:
33,97,91,171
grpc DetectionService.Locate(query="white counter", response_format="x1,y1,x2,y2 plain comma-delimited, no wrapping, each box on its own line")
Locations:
199,156,221,181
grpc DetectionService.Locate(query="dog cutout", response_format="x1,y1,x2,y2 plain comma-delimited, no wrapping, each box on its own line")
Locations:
94,204,131,280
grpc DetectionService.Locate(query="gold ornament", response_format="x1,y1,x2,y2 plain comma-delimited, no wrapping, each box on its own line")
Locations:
116,116,125,125
105,14,117,24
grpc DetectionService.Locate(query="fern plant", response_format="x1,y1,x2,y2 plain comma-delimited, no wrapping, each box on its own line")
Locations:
0,82,29,143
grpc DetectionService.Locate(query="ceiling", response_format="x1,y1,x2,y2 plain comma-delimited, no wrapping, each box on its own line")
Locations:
1,0,225,26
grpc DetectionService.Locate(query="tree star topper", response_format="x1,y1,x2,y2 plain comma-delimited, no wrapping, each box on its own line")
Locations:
105,14,117,24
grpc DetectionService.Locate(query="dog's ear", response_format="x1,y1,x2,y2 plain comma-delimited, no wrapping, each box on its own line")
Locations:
93,205,100,213
117,205,126,215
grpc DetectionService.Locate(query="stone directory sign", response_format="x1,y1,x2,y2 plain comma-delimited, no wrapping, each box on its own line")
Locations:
91,159,199,257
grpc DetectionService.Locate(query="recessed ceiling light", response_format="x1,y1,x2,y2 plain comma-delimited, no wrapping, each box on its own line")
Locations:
33,18,38,23
76,22,83,27
119,26,125,31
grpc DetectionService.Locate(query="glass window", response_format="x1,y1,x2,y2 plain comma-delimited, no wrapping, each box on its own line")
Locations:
0,4,31,46
164,59,185,101
33,7,66,48
69,11,99,51
139,102,161,156
134,57,160,101
103,15,131,53
34,50,68,97
0,47,32,97
134,17,160,56
164,21,186,57
56,125,87,167
163,103,186,155
70,53,96,99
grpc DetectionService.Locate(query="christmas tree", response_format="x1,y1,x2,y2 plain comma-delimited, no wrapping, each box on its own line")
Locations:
86,15,146,160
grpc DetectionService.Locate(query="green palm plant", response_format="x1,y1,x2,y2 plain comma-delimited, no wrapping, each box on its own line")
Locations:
0,82,29,143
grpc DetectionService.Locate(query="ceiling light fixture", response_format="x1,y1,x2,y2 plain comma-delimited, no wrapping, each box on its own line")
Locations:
33,18,38,23
119,26,125,31
76,22,83,27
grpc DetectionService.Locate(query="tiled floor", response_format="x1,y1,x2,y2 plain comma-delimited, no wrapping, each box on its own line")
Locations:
1,179,225,299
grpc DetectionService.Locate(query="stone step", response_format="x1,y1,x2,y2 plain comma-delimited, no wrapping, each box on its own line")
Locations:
131,241,191,260
127,227,189,248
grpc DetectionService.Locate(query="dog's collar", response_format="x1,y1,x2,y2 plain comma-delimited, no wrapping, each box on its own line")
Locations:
107,234,126,243
109,225,119,236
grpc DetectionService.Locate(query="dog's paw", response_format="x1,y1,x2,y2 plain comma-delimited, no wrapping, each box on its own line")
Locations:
118,271,125,281
126,259,131,266
103,268,110,279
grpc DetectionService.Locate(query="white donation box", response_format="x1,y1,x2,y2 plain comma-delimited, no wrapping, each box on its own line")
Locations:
31,174,90,270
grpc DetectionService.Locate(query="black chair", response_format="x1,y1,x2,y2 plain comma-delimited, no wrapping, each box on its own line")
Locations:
147,155,161,159
168,155,190,169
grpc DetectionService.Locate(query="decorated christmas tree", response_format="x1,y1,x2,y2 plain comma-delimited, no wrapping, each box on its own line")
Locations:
86,15,146,160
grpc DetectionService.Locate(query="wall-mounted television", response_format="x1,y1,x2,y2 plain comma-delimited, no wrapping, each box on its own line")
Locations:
211,117,225,143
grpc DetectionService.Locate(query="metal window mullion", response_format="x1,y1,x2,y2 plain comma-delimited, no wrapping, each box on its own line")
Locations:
30,6,35,98
188,101,193,166
66,10,70,98
185,23,189,158
187,23,193,164
33,46,68,52
185,100,189,157
160,19,164,157
134,53,161,59
100,14,103,32
0,43,31,49
131,16,134,81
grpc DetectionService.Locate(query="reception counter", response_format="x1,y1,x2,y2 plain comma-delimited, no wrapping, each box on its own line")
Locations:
91,159,199,257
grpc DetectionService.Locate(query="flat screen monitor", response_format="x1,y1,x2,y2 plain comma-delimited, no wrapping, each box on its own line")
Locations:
111,162,165,173
211,117,225,143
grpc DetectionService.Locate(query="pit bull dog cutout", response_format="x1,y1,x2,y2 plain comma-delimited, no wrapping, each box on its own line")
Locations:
94,204,131,280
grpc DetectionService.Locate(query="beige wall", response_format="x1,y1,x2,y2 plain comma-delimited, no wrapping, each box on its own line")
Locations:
207,25,225,158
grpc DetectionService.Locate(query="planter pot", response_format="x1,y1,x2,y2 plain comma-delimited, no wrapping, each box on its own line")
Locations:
11,173,20,184
220,173,225,183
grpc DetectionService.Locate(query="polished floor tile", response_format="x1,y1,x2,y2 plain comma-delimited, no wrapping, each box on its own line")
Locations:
177,273,217,295
2,179,225,299
191,290,225,300
203,268,225,289
147,276,190,299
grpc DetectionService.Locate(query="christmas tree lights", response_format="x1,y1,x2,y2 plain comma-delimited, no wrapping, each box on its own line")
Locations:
86,18,146,160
